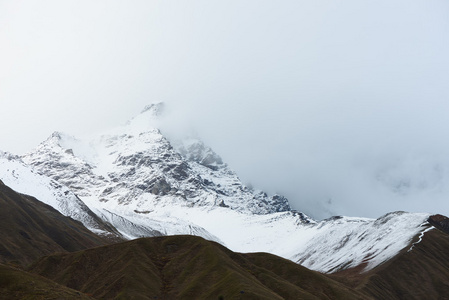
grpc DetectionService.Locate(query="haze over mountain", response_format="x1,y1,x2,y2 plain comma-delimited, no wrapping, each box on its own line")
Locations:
0,103,438,277
2,2,449,298
1,103,449,298
1,1,449,220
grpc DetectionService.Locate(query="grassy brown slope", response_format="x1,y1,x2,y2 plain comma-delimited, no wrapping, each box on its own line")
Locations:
28,239,163,299
29,235,366,300
0,263,95,300
332,226,449,300
241,253,368,299
0,181,110,266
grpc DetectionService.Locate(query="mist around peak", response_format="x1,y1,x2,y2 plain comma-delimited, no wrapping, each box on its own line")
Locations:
1,0,449,220
140,102,165,116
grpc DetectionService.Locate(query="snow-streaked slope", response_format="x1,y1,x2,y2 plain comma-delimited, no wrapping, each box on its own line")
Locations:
105,204,430,273
18,103,434,274
0,151,116,236
0,149,223,243
89,206,223,243
290,212,432,272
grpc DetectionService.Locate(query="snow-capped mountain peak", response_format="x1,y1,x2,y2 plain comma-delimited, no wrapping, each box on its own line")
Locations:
5,104,436,276
23,105,291,215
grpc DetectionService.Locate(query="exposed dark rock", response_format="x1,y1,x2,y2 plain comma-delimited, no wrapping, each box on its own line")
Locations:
150,178,171,196
171,162,190,181
218,200,229,208
291,211,314,224
269,195,291,212
428,214,449,235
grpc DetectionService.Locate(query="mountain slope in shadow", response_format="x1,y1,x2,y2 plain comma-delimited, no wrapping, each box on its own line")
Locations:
0,180,112,266
29,235,367,300
0,263,95,300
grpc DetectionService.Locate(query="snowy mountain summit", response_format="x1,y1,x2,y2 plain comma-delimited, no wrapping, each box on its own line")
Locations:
23,103,290,216
0,103,436,274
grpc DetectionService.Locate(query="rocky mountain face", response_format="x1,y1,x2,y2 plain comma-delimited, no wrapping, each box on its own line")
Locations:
0,103,441,276
22,104,290,215
19,103,294,243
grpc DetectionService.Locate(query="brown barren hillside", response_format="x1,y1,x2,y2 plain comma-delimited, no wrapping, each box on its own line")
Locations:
0,263,95,300
0,180,112,266
29,235,368,300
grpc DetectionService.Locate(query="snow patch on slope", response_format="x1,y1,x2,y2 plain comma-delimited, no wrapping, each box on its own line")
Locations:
291,212,431,272
0,152,112,235
407,225,434,252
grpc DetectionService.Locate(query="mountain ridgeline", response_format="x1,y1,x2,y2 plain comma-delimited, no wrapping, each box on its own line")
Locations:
0,183,448,300
1,103,449,299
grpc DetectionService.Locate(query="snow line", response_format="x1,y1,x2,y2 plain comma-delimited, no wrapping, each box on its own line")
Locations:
407,225,434,252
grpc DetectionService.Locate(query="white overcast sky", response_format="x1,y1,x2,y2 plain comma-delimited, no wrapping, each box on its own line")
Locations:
1,0,449,219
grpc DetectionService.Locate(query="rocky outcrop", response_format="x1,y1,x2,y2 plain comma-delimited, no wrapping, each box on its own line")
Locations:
428,214,449,235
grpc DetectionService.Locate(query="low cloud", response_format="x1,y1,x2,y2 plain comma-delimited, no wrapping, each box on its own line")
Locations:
1,0,449,219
